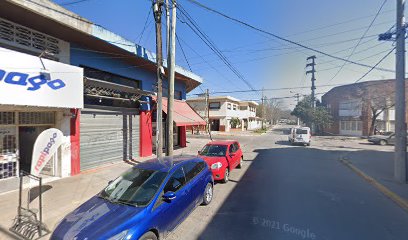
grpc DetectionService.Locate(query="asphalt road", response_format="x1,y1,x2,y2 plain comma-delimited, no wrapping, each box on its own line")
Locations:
168,127,408,240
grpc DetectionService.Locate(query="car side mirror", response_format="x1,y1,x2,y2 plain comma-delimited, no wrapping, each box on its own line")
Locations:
108,180,113,185
163,191,176,201
198,150,201,155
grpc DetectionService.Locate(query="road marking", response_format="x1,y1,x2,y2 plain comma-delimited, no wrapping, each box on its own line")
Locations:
340,159,408,213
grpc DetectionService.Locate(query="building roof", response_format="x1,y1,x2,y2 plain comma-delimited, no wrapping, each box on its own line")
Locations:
187,95,242,103
323,79,395,98
0,0,203,92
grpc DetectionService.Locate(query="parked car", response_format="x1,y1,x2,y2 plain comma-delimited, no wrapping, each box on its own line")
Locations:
198,140,243,183
291,127,311,146
51,156,214,240
368,132,396,145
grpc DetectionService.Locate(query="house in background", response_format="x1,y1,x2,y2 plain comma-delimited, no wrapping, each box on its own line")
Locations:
187,96,262,132
322,79,408,136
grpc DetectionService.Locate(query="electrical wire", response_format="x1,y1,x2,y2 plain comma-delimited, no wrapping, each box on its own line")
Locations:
176,2,258,93
185,0,395,73
327,0,389,83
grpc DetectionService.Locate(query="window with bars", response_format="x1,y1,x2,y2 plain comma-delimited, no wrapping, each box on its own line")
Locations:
18,112,55,125
0,112,15,125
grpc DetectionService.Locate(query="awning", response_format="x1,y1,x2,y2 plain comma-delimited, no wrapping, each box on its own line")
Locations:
161,98,206,126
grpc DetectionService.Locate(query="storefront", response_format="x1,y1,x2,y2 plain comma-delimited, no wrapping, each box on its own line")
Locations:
0,47,83,183
79,70,151,170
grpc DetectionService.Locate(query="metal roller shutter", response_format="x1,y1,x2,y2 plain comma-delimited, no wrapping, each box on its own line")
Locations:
80,106,139,170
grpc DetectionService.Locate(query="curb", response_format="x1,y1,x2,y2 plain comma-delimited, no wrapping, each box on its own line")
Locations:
340,159,408,213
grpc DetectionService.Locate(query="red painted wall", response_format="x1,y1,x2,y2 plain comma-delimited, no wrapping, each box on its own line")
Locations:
179,126,187,147
140,110,153,157
70,109,81,176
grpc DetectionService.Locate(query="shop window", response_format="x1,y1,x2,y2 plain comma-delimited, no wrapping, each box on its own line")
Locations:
19,112,55,125
82,66,140,89
0,112,15,125
209,102,221,109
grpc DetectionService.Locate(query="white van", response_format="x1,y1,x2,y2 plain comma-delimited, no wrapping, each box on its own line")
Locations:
291,127,311,146
288,126,300,143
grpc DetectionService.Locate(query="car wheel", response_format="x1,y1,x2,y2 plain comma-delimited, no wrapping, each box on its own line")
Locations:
139,231,157,240
222,168,229,183
237,156,243,169
202,183,213,205
307,142,311,146
379,140,387,146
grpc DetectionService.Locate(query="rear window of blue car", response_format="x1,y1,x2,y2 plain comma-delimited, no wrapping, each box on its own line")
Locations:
100,168,167,207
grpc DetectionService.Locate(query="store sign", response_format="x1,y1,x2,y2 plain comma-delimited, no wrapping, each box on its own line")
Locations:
0,47,83,108
31,128,63,177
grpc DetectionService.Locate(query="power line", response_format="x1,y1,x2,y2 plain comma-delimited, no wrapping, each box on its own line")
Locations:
137,9,152,44
355,47,395,83
59,0,92,6
185,0,395,73
176,2,258,93
327,0,389,83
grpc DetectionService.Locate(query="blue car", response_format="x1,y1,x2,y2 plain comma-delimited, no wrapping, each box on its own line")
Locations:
51,156,214,240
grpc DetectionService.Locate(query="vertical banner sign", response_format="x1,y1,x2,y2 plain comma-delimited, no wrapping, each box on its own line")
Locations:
31,128,64,177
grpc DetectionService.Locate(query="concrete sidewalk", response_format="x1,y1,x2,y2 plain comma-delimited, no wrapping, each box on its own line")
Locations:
0,137,209,240
345,150,408,203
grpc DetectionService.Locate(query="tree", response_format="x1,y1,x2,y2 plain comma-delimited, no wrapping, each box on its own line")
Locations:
291,95,332,134
256,99,284,124
230,117,241,129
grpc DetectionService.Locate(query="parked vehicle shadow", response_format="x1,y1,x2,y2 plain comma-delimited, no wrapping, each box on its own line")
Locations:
196,147,408,240
274,140,292,146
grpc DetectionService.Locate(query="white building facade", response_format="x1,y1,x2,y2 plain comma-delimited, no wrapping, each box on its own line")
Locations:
187,96,262,132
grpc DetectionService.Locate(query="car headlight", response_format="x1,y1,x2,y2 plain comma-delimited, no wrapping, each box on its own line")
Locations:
211,162,222,170
108,230,130,240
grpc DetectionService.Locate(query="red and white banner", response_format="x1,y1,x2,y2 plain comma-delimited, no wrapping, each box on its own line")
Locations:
30,128,64,177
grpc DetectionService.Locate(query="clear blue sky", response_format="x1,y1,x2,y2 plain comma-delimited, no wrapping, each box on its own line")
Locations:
53,0,401,109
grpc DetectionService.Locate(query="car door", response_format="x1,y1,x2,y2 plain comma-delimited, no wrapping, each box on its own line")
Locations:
227,144,236,170
152,167,189,233
388,134,396,145
182,161,205,209
234,142,243,160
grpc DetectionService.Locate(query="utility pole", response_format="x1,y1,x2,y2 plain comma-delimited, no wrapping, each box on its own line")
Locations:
395,0,407,183
294,93,300,125
153,0,163,158
306,55,317,108
166,0,177,156
261,88,265,129
206,89,213,140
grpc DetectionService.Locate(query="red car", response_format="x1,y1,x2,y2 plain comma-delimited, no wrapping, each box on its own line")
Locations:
198,140,244,183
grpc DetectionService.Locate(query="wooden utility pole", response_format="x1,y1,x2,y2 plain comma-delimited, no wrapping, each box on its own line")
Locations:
153,0,163,158
166,0,177,156
206,89,213,140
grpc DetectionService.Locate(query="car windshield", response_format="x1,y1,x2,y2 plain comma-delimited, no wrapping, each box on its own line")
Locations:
296,129,308,134
99,167,167,207
200,144,227,157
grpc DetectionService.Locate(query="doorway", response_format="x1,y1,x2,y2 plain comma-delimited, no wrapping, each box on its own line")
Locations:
210,119,220,131
18,126,50,173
